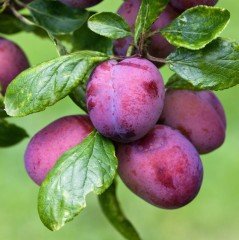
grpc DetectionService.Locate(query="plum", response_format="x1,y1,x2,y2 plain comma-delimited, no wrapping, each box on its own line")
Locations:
86,57,165,143
24,115,94,185
160,90,226,154
0,38,29,94
117,125,203,209
114,1,179,63
170,0,218,11
59,0,102,8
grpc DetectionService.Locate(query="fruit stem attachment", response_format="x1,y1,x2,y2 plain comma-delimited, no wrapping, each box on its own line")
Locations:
146,53,166,64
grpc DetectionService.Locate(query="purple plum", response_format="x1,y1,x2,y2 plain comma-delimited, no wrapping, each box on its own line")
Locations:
24,115,94,185
160,90,226,154
114,0,179,64
59,0,102,8
0,37,29,94
170,0,218,11
86,57,165,143
117,125,203,209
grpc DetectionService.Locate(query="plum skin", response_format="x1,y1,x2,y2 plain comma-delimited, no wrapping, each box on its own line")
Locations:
24,115,94,185
160,90,226,154
59,0,102,8
0,37,29,94
114,0,179,63
117,125,203,209
86,57,165,143
170,0,218,11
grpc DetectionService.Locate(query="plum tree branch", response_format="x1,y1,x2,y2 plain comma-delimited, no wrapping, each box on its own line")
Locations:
10,5,35,25
146,52,166,63
14,0,27,8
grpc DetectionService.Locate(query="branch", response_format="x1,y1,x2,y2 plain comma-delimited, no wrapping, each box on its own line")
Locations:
146,52,166,63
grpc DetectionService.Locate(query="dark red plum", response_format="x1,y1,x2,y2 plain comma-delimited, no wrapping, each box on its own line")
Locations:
114,0,179,64
86,57,165,143
0,38,29,94
24,115,94,185
160,90,226,154
170,0,218,11
59,0,102,8
117,125,203,209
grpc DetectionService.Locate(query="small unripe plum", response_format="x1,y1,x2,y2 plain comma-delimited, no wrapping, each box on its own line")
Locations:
0,37,29,94
170,0,218,11
24,115,94,185
160,90,226,154
86,57,165,143
117,125,203,209
59,0,102,8
114,0,179,62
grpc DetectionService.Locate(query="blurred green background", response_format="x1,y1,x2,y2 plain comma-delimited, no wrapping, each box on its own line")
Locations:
1,0,239,239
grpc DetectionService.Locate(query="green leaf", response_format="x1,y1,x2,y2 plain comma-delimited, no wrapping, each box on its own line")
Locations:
0,93,8,118
0,14,23,34
73,22,113,54
38,131,118,231
166,74,196,90
134,0,169,44
88,12,132,39
166,38,239,90
161,6,230,50
70,86,87,112
28,0,89,35
99,181,141,240
4,51,109,117
0,119,28,147
0,14,34,34
0,14,50,38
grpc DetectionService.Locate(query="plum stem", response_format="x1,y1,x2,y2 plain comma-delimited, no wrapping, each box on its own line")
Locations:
146,53,166,63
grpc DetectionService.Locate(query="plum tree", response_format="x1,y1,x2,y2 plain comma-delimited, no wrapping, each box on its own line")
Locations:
117,125,203,209
86,57,165,143
24,115,94,185
160,90,226,154
0,37,29,94
170,0,218,11
114,0,179,63
59,0,102,8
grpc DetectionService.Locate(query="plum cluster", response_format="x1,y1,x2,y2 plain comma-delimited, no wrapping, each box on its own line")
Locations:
25,60,225,209
24,0,224,210
85,57,225,209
